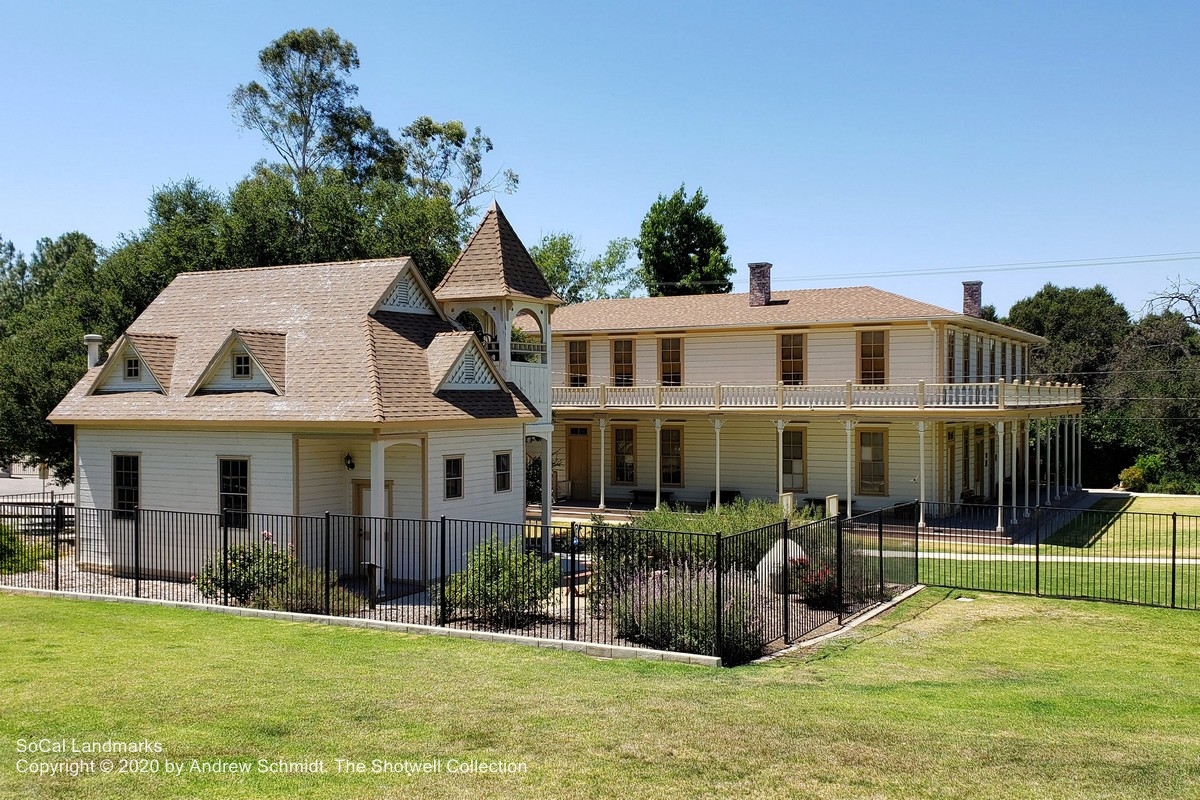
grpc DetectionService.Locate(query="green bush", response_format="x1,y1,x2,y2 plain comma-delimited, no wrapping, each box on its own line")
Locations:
611,566,765,665
1119,466,1147,493
1152,472,1200,496
1134,453,1165,485
194,531,296,605
443,536,561,628
0,524,52,573
248,565,362,614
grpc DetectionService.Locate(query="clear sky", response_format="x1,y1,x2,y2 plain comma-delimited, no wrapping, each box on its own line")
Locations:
2,0,1197,318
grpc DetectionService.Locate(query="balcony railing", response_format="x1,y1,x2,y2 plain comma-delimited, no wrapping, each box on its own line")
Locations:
481,339,546,364
552,380,1083,412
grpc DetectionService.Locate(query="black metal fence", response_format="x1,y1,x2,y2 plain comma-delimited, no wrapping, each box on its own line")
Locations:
919,500,1200,609
0,500,916,666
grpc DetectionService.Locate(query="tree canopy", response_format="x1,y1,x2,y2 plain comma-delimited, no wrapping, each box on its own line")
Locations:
529,233,640,304
636,185,733,296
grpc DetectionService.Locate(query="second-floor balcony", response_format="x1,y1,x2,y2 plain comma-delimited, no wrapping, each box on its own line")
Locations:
552,380,1082,413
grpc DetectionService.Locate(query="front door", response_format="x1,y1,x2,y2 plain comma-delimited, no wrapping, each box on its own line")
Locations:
567,426,590,501
353,480,394,579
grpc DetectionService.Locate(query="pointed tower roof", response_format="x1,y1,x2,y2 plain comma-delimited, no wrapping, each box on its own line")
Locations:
434,202,562,305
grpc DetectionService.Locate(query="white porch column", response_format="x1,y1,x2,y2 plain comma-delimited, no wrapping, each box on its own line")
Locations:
597,416,608,511
995,420,1005,532
1009,419,1019,525
1055,416,1064,500
541,431,552,530
370,438,387,596
1075,413,1083,490
1036,418,1044,506
711,415,725,510
917,420,927,529
775,419,787,499
1023,418,1031,516
654,417,663,508
843,418,855,518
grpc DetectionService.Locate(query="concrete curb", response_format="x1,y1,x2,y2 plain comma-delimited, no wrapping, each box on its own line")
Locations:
758,583,927,662
0,586,722,668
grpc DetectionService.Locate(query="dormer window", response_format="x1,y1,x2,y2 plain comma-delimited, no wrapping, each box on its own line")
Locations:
232,353,252,379
124,358,140,380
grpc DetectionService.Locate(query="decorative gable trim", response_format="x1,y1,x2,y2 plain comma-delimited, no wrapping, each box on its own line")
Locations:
88,335,171,395
188,330,284,396
373,261,446,319
428,333,510,393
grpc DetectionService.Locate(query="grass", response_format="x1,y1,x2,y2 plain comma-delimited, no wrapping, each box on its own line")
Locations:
3,589,1200,799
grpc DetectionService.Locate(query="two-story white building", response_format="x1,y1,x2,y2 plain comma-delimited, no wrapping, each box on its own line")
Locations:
547,265,1082,531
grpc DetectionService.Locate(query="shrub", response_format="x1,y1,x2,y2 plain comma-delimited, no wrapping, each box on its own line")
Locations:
249,565,362,614
1134,452,1165,485
611,565,765,665
1118,466,1147,493
194,531,296,605
0,524,51,574
443,536,561,628
1152,472,1200,496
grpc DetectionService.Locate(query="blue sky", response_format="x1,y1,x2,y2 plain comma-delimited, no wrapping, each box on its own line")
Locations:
2,1,1197,317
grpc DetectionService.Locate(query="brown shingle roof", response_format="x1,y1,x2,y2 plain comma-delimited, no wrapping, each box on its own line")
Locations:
553,287,967,333
50,258,534,426
434,202,562,304
425,331,476,392
124,334,177,393
236,329,287,392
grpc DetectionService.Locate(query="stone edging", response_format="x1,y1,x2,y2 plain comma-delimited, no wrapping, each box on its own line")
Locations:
1,586,723,668
756,584,926,662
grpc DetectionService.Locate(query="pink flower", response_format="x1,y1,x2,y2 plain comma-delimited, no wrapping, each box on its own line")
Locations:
261,530,273,541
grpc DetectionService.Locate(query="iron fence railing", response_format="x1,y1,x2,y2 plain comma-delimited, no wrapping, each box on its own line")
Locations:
1,501,922,665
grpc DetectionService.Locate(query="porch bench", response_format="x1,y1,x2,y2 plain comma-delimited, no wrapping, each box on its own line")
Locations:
630,489,672,507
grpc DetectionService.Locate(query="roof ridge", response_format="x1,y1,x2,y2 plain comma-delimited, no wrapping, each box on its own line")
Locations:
181,257,412,279
364,317,384,424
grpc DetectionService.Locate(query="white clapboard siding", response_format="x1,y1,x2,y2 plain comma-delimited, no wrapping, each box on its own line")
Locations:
425,426,527,524
296,437,351,516
199,349,276,393
675,332,777,385
806,330,855,385
889,327,938,383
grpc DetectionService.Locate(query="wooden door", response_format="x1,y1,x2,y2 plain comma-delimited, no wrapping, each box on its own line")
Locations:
567,426,590,501
353,481,393,578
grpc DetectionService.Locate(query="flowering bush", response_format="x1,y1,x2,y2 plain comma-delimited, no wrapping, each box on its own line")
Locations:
789,555,839,609
194,531,296,605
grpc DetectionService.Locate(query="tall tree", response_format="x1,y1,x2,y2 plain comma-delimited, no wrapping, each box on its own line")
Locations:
636,185,733,296
230,28,389,180
1004,283,1130,383
1150,276,1200,327
530,233,640,304
398,117,518,217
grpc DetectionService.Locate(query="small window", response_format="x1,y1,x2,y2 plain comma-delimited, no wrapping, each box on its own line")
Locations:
612,339,634,387
659,338,682,386
113,454,139,519
858,430,886,496
494,452,511,493
124,358,140,380
233,352,253,379
780,333,804,385
858,331,886,385
444,456,464,500
660,427,683,487
613,426,636,484
782,429,805,492
219,458,249,528
567,340,589,387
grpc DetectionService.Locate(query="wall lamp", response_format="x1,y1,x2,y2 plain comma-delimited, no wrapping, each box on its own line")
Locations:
344,453,355,470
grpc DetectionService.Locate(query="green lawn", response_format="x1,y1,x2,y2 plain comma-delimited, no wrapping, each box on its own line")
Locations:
3,590,1200,799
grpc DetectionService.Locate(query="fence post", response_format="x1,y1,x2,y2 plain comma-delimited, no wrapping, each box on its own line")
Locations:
836,515,845,625
569,521,577,642
323,512,331,616
715,532,724,664
781,520,791,645
877,511,885,601
134,507,142,599
1171,513,1178,609
1035,510,1041,597
438,515,448,627
53,501,64,592
912,502,920,586
221,511,229,607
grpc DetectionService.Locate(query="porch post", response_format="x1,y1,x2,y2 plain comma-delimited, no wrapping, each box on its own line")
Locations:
917,420,927,529
597,416,608,511
1042,416,1050,504
775,419,786,499
1075,413,1082,490
370,438,387,597
995,420,1005,532
1009,418,1019,525
843,418,855,518
711,415,725,510
1055,416,1064,500
1023,418,1031,517
541,431,552,530
654,417,663,508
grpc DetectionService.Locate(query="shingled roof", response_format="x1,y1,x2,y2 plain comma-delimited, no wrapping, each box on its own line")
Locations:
434,202,562,304
51,258,537,426
552,286,1037,335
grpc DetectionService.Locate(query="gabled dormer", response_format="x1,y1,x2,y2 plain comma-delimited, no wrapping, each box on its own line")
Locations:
189,329,285,396
373,260,444,318
427,332,508,392
89,334,176,395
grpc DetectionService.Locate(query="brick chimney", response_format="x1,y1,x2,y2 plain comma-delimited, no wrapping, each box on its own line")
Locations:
962,281,982,318
84,334,103,368
749,262,772,307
